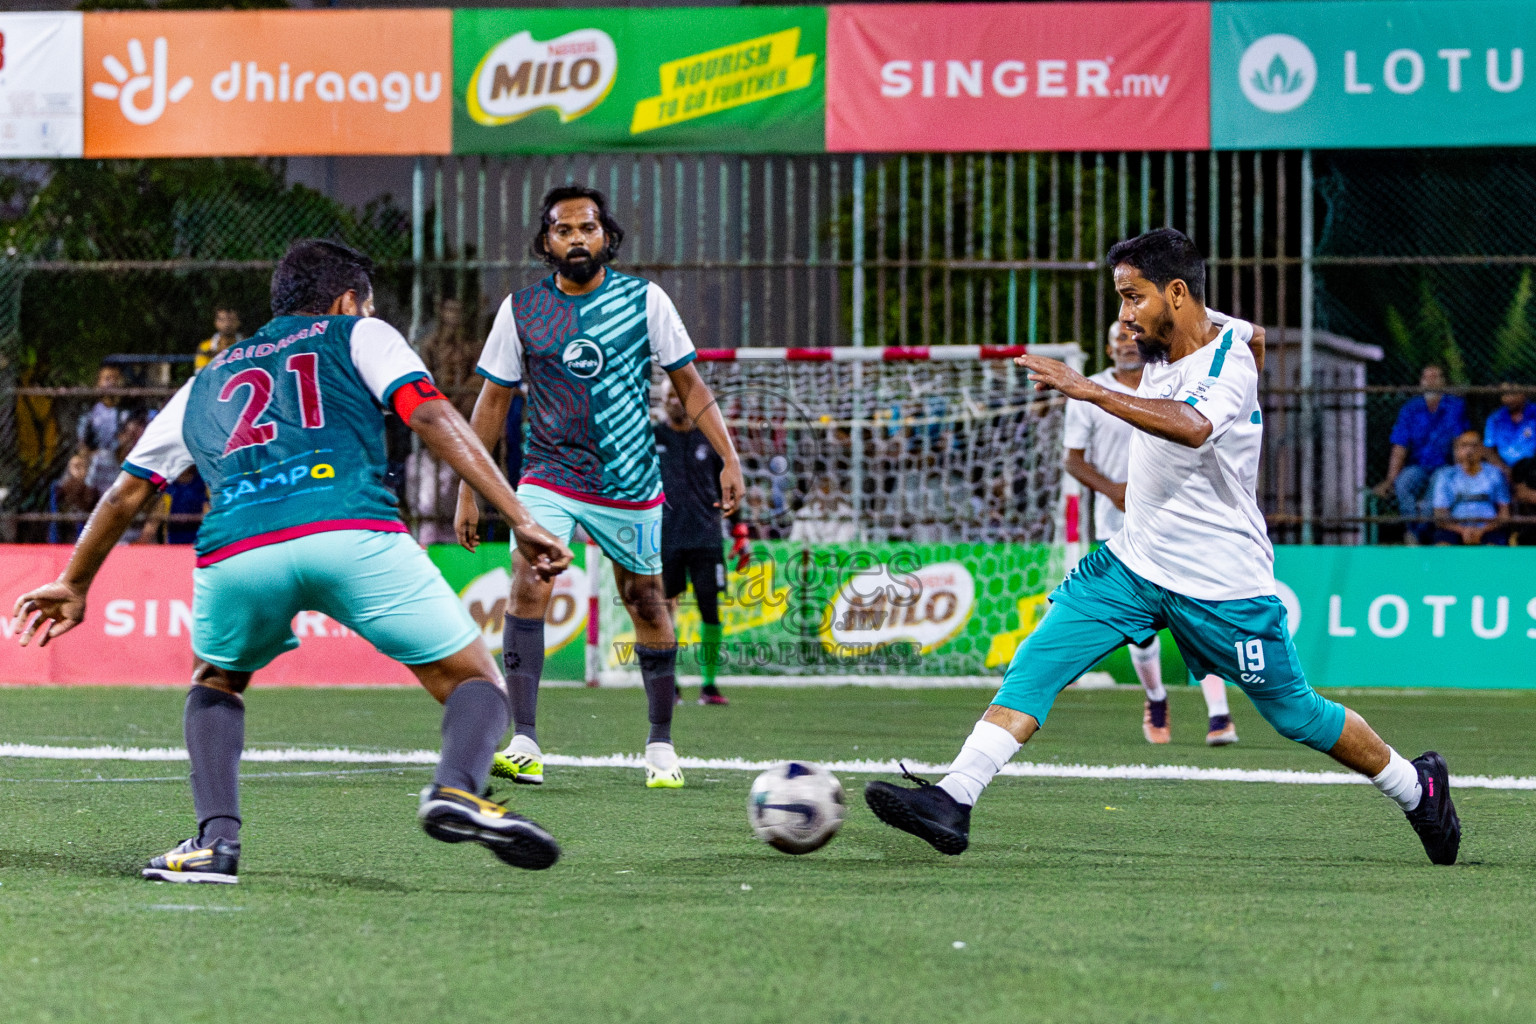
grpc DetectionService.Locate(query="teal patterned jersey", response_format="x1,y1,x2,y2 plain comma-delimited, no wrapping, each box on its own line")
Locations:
475,270,696,508
123,315,431,565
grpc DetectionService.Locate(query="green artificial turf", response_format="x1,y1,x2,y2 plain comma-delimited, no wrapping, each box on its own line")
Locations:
2,684,1534,1024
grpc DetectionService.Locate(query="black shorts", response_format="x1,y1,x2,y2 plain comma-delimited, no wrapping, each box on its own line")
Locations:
662,546,726,601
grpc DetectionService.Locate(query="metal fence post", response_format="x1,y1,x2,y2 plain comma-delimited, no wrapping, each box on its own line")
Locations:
1300,149,1316,545
410,157,425,345
851,154,866,540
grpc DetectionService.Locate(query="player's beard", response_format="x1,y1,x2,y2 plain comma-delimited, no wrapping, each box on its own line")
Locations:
1132,311,1175,364
549,244,612,285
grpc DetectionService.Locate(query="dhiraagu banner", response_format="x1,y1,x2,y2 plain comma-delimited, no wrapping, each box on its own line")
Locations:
453,6,825,153
1213,1,1536,149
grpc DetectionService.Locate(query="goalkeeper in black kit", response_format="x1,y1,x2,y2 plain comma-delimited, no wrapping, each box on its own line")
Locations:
655,380,746,705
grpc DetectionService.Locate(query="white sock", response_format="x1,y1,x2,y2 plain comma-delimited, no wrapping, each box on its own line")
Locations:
645,740,678,771
1199,675,1230,717
937,720,1022,807
1130,637,1166,701
1371,750,1423,812
505,732,541,756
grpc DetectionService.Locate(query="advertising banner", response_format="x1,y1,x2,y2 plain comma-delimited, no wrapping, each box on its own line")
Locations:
600,541,1061,678
453,6,825,153
1275,546,1536,689
82,10,451,158
0,545,414,686
825,3,1210,152
1213,1,1536,149
0,12,83,158
427,542,593,681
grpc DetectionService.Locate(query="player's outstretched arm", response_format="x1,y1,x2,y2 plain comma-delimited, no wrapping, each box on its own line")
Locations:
451,378,514,552
11,472,159,647
1017,354,1213,448
667,362,744,515
410,396,572,579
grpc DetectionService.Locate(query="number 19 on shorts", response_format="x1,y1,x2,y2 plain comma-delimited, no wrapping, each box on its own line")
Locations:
1234,638,1266,673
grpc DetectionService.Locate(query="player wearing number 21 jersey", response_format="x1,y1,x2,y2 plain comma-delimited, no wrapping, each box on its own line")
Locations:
12,240,573,882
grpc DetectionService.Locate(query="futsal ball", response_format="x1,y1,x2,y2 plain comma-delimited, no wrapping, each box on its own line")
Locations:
748,761,846,855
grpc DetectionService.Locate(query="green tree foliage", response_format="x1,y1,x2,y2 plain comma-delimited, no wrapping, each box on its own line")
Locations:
1491,268,1535,383
1,159,408,384
1383,277,1468,385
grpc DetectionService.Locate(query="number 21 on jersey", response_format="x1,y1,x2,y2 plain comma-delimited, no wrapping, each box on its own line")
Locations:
219,353,326,455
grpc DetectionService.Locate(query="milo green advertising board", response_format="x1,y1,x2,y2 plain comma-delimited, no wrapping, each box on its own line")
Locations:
453,7,825,153
599,541,1063,679
1213,1,1536,148
429,542,593,681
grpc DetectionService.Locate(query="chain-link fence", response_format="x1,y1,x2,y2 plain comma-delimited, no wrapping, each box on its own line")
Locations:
3,151,1534,545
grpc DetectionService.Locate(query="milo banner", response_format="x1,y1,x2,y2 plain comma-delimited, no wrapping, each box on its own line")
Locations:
1213,0,1536,149
429,542,594,681
598,541,1062,679
453,6,825,153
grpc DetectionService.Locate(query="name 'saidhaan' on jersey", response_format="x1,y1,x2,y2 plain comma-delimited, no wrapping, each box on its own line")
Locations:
122,314,432,567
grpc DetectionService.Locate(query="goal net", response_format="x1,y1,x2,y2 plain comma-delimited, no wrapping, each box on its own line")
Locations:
596,344,1086,682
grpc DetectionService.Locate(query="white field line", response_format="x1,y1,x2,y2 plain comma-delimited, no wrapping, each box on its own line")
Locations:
3,743,1535,790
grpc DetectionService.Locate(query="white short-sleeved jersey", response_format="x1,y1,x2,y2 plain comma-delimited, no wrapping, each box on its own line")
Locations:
1061,368,1138,540
123,315,430,563
1105,315,1274,601
475,270,696,506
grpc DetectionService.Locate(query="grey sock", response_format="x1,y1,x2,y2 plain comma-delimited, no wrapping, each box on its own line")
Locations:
636,645,678,745
503,615,545,744
435,679,510,794
184,685,244,843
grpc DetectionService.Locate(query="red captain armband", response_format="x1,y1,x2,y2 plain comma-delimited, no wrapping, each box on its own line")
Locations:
392,379,448,424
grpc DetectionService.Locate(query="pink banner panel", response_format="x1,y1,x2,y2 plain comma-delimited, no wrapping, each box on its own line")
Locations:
0,545,415,686
826,2,1210,152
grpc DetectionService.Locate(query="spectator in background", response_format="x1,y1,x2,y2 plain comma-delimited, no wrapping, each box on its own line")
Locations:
1483,382,1536,471
1513,459,1536,545
1433,430,1510,546
194,306,243,372
85,415,145,497
1373,364,1469,544
76,364,131,455
49,451,97,543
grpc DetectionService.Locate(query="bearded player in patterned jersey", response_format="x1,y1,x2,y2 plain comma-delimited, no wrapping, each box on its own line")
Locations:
455,186,743,790
12,241,574,883
866,229,1462,866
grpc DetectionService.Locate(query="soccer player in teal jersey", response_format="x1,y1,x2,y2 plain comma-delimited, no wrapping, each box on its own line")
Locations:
865,230,1462,866
12,240,574,882
455,186,744,790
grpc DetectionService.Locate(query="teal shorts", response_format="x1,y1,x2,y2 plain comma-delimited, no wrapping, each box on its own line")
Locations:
994,546,1346,752
192,529,479,672
518,482,662,576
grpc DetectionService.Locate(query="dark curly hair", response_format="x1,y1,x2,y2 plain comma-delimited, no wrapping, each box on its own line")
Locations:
271,239,374,317
1106,228,1205,303
530,185,625,263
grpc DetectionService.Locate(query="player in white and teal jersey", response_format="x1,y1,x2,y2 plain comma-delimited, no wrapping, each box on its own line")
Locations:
455,185,744,790
866,229,1462,866
12,240,574,882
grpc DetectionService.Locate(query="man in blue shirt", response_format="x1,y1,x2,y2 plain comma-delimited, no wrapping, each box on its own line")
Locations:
1433,430,1510,546
1373,364,1469,544
1483,383,1536,469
